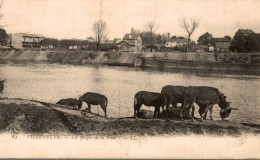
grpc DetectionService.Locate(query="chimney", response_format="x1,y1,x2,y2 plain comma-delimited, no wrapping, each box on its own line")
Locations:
167,33,170,40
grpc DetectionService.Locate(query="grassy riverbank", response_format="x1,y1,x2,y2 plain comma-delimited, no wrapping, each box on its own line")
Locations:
0,98,259,136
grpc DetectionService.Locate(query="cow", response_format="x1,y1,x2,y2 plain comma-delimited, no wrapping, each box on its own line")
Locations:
161,85,238,121
0,80,5,93
56,98,80,109
78,92,108,117
134,91,166,119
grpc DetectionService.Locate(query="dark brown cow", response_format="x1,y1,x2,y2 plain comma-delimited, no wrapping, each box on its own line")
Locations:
134,91,166,118
56,98,80,109
161,85,238,121
78,92,108,117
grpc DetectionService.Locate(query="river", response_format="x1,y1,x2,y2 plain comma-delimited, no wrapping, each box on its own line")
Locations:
0,64,259,123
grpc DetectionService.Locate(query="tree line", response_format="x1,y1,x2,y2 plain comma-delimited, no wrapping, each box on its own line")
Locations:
197,30,260,53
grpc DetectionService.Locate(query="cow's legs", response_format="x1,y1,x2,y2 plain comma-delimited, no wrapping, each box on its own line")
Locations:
198,104,207,119
134,103,142,119
209,105,214,120
201,104,211,122
87,103,91,113
179,101,187,121
165,99,171,118
153,106,158,118
153,106,160,118
188,104,194,122
191,104,195,118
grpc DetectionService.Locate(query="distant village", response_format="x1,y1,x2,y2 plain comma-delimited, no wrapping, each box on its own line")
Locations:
0,27,259,53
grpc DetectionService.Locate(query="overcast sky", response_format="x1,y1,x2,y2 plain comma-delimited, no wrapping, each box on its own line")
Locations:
2,0,260,41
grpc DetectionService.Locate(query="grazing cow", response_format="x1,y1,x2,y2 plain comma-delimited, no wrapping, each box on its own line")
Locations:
0,80,5,93
78,92,108,117
56,98,80,109
134,91,166,118
161,85,188,108
161,85,238,121
161,85,195,119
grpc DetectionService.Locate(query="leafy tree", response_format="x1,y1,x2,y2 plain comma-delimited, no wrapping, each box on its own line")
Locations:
0,28,8,45
230,31,260,52
40,38,59,48
224,35,231,41
197,32,213,45
140,32,153,46
156,34,163,44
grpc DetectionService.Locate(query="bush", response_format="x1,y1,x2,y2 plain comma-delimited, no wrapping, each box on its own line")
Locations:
100,43,118,51
158,46,181,52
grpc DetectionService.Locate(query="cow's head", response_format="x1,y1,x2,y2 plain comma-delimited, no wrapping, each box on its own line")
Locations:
77,97,83,110
219,95,238,120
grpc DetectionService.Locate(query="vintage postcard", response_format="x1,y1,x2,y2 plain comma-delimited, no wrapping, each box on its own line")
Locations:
0,0,259,158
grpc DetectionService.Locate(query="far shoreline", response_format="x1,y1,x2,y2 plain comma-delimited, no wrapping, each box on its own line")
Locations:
0,50,259,73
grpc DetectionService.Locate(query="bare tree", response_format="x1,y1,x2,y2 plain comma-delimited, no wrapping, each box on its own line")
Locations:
145,21,159,52
180,17,199,52
92,19,107,51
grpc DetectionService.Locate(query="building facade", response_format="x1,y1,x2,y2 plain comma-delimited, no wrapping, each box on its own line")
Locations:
214,38,230,52
116,33,142,52
10,33,45,49
166,37,188,47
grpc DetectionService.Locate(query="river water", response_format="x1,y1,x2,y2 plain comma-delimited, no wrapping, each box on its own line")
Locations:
0,64,259,123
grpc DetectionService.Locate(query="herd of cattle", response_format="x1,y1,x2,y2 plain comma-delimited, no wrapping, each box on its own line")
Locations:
0,80,238,121
57,85,238,122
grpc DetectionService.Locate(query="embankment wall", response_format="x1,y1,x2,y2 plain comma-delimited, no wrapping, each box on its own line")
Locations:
0,51,259,72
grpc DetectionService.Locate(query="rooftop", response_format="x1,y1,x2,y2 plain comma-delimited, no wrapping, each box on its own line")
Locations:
214,38,230,42
117,39,135,46
167,38,188,43
123,33,140,40
13,33,45,38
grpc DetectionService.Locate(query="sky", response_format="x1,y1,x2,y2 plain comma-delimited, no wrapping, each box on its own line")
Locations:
1,0,260,41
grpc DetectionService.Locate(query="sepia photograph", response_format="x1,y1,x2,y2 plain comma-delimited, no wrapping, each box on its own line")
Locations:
0,0,259,158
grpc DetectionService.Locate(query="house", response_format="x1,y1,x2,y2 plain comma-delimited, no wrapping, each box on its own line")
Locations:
116,33,142,52
194,44,214,52
165,37,188,47
10,33,45,49
113,38,121,43
86,37,95,42
214,38,230,52
69,45,78,50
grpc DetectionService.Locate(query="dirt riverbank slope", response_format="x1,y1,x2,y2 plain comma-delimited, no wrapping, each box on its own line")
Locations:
0,98,259,137
0,50,259,66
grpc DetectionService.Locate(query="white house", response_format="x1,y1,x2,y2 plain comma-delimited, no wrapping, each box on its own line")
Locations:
10,33,45,49
166,37,188,47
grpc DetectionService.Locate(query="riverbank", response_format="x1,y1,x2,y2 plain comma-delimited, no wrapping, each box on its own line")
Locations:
0,98,259,136
0,51,259,72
